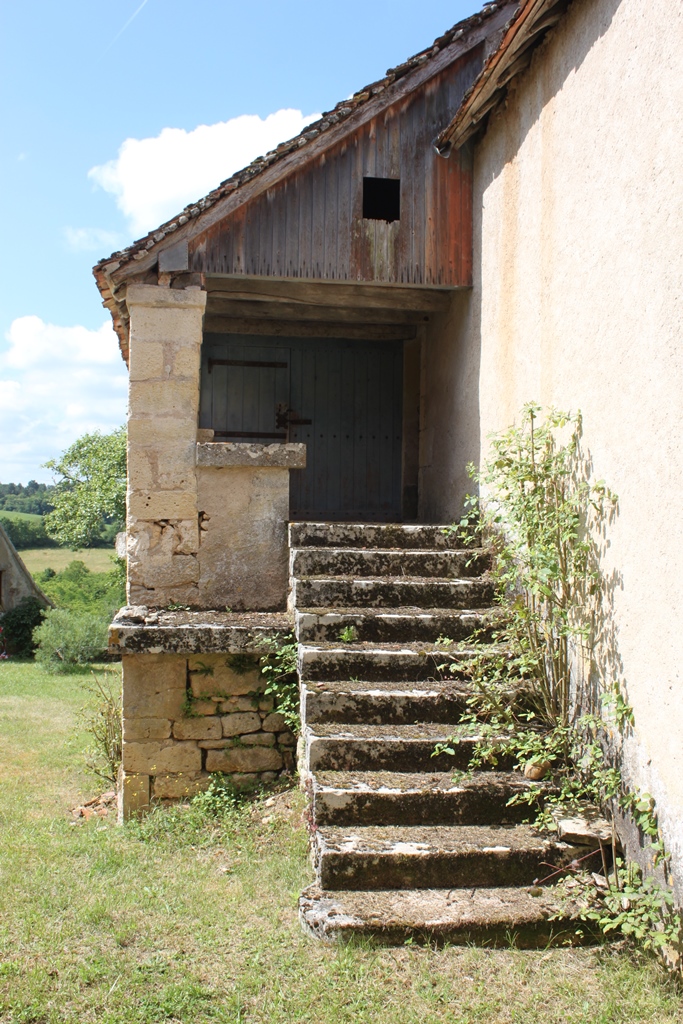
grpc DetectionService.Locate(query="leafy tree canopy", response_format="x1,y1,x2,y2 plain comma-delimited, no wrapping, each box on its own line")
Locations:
44,428,126,549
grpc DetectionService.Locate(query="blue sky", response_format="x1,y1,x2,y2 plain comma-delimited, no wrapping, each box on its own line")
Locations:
0,0,481,483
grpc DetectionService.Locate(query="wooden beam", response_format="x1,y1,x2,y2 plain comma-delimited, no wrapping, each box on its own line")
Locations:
205,297,431,325
203,316,417,341
204,275,453,312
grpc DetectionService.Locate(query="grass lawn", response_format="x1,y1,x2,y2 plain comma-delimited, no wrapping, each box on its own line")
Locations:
0,662,681,1024
0,512,44,524
20,548,116,575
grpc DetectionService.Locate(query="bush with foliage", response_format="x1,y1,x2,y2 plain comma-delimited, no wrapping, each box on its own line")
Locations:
437,404,682,961
0,513,56,550
35,559,125,618
0,596,46,657
33,608,110,671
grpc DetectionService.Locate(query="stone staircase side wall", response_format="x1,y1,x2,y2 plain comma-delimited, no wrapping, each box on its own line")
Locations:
120,651,295,818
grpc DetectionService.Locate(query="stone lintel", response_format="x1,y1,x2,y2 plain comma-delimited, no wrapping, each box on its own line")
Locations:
126,283,207,310
196,442,307,469
109,607,292,654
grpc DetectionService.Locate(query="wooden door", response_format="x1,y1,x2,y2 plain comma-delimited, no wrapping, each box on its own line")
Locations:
200,334,403,521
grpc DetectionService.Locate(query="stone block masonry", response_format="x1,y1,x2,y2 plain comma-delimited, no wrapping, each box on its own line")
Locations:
119,649,295,818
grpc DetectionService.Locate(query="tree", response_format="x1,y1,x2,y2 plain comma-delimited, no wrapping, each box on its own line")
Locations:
44,428,127,549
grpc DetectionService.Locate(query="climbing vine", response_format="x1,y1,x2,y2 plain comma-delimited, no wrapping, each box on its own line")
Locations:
436,404,682,963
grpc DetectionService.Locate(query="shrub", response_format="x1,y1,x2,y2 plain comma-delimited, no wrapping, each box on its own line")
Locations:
0,514,56,550
35,559,125,617
0,597,46,657
33,608,109,671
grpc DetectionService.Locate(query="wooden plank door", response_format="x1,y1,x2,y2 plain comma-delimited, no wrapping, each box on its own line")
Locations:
200,333,403,521
288,337,403,521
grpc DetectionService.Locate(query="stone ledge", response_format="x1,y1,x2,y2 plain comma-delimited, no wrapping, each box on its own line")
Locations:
196,442,307,469
109,607,292,654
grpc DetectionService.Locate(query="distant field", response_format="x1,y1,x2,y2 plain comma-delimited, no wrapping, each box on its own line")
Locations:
20,548,116,574
0,511,43,524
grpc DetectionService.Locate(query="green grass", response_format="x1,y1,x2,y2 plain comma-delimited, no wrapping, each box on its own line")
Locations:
0,510,43,524
0,661,681,1024
20,548,116,575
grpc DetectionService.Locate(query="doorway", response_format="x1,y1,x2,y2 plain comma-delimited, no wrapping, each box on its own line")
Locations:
200,333,404,521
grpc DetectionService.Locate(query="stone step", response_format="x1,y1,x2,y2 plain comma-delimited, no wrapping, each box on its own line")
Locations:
299,886,592,946
302,678,474,724
311,770,538,825
291,547,490,580
289,522,473,550
292,575,495,610
298,643,503,683
296,607,499,644
312,824,582,891
305,723,511,773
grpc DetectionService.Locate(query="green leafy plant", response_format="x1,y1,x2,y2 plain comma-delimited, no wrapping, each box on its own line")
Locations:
0,596,46,657
452,404,616,728
437,405,681,964
257,633,299,733
33,608,109,671
81,671,122,785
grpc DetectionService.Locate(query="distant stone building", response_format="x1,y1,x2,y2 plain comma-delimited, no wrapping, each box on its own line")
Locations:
0,521,50,613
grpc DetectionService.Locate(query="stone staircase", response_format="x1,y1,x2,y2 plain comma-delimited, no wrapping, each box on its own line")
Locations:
290,522,588,946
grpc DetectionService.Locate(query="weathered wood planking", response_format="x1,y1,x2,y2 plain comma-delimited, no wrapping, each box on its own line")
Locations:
189,48,482,287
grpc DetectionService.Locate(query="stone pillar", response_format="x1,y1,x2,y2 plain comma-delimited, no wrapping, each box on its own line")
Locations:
125,284,207,607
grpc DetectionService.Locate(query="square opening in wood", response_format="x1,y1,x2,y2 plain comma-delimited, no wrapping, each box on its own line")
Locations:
362,177,401,223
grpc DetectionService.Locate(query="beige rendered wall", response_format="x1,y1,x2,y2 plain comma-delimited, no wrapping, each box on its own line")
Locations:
425,0,683,885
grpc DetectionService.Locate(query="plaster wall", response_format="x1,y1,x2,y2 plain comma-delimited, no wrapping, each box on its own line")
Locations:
439,0,683,886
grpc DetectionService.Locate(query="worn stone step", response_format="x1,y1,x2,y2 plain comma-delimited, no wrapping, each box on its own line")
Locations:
302,678,473,724
305,723,510,773
289,522,473,551
298,643,503,683
291,547,490,581
313,824,581,891
311,770,538,825
292,575,495,611
296,607,498,644
299,885,593,946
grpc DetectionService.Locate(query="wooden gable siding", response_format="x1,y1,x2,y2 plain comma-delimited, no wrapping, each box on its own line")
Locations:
189,47,482,287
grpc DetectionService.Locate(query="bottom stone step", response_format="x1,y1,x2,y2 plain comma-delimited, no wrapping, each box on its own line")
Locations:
299,885,595,947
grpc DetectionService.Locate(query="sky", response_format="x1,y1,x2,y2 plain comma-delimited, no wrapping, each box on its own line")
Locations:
0,0,481,484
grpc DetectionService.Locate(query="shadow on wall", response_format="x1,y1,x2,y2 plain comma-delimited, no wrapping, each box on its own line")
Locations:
418,286,482,523
477,0,625,183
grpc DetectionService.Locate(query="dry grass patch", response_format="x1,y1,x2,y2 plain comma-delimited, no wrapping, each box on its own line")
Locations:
0,662,681,1023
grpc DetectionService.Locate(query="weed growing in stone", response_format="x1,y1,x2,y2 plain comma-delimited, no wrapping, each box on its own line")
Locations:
81,668,122,785
257,632,299,733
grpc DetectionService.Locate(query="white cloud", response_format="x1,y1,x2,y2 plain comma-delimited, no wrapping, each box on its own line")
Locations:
64,226,124,253
0,317,127,483
88,108,320,237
